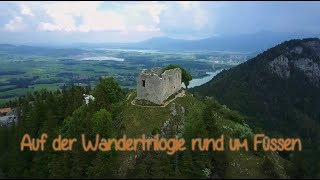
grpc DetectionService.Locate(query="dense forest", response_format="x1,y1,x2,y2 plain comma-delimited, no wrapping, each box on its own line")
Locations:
0,76,294,178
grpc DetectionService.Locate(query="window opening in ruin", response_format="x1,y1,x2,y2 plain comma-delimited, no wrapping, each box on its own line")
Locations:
142,80,146,87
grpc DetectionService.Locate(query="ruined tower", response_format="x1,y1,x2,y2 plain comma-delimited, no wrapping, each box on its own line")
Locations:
136,67,182,105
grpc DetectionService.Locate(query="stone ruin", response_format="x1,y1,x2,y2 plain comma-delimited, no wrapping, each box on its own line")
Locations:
136,67,182,105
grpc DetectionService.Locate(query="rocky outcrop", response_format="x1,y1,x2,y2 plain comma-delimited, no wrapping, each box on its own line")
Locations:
293,58,320,85
269,55,290,79
268,39,320,86
303,41,320,59
290,46,303,54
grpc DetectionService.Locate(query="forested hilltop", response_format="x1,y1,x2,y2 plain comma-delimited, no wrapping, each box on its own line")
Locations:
0,76,291,178
192,38,320,178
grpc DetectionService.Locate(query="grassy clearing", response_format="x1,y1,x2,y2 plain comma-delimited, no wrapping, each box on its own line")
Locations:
120,91,171,137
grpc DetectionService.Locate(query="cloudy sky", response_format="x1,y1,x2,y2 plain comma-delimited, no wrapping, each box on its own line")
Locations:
0,1,320,44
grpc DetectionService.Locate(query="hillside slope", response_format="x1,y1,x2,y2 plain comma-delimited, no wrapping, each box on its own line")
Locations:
0,76,290,178
192,38,320,177
118,91,289,178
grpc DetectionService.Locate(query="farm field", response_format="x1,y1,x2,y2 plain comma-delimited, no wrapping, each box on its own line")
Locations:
0,45,253,104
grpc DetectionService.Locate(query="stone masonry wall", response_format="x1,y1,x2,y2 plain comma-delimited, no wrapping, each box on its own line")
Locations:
136,68,182,105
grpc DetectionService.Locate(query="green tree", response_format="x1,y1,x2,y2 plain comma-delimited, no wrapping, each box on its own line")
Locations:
91,109,114,138
93,77,125,109
88,151,117,178
163,65,192,89
49,153,71,178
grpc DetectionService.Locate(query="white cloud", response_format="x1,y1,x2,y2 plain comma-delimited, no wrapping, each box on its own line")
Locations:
193,8,209,30
176,1,200,10
159,1,212,38
20,4,34,16
4,16,25,32
78,11,126,32
178,1,209,30
36,1,168,34
0,1,215,41
38,2,126,32
112,1,167,32
141,1,167,24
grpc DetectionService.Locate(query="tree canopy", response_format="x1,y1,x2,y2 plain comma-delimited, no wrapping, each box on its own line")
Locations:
93,77,125,109
163,65,192,88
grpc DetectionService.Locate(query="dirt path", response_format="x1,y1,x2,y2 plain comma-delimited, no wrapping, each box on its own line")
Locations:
126,92,133,100
131,90,185,108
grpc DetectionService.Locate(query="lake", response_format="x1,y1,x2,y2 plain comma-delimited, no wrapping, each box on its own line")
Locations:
183,69,224,88
79,56,125,61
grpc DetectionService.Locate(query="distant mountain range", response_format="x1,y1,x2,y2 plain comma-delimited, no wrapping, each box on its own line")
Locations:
1,31,319,54
74,31,320,53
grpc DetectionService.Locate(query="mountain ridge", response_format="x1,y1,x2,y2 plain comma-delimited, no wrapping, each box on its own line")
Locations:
2,31,320,54
192,37,320,178
74,32,320,53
